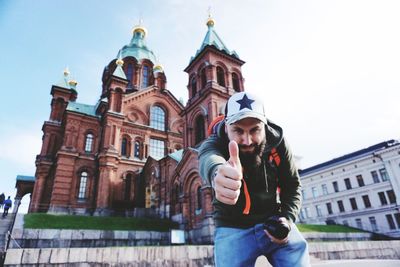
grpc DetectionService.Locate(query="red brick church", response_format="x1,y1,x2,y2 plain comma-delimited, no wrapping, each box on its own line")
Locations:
22,17,246,243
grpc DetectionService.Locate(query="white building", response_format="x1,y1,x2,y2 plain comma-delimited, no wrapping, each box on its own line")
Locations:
299,140,400,238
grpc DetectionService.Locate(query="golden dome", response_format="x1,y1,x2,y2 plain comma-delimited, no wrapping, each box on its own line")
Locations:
132,25,148,37
153,64,164,72
68,79,78,87
116,58,124,66
206,17,215,27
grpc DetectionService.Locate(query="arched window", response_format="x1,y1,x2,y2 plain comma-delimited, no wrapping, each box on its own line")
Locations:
126,63,134,87
78,172,88,199
197,186,202,210
142,65,149,88
125,174,132,201
84,133,94,152
201,68,207,88
134,141,140,158
217,66,225,87
232,72,240,92
195,116,205,145
121,137,130,157
191,77,197,96
150,106,165,131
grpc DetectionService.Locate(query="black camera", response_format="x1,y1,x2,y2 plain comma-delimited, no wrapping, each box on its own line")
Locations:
263,216,291,240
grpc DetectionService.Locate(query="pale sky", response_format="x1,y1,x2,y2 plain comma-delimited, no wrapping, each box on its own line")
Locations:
1,0,399,211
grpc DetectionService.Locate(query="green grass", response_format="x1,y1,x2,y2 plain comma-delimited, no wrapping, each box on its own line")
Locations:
24,213,179,232
297,224,365,233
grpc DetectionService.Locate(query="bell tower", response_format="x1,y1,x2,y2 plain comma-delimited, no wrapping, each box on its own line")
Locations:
182,15,245,148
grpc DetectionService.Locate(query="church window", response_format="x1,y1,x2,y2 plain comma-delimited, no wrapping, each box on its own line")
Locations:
232,72,240,91
134,141,140,158
201,68,207,88
121,137,130,157
191,77,197,96
195,116,205,145
217,66,225,87
84,133,94,152
142,65,149,88
149,138,165,160
78,172,88,199
150,106,165,131
197,186,202,210
127,63,134,87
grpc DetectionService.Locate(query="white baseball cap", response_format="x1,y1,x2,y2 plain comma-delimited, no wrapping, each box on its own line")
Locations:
225,92,267,125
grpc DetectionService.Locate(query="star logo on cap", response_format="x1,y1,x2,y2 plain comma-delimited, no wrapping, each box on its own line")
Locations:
236,94,255,110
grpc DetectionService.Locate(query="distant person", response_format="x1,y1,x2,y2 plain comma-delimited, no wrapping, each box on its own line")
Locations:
0,192,5,210
2,196,12,218
199,92,310,266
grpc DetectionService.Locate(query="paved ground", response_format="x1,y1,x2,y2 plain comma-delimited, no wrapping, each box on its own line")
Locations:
255,256,400,266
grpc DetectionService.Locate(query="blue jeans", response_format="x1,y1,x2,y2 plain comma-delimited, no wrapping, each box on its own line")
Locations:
214,223,310,267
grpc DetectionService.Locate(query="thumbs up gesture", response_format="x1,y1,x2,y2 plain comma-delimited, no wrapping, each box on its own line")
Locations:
213,141,243,205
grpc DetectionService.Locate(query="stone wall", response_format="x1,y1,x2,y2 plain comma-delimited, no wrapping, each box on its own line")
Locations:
4,246,214,267
4,241,400,266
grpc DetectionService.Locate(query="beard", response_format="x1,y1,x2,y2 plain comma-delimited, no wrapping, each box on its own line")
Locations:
238,139,267,168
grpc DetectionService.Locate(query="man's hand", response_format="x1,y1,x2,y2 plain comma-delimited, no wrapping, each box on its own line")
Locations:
264,217,290,244
213,141,243,205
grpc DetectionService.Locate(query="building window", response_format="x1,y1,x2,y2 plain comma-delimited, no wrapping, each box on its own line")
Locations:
201,68,207,88
322,184,328,195
312,187,318,198
369,216,378,232
337,200,345,212
216,66,225,87
150,106,165,131
191,77,197,96
302,189,307,200
371,170,380,183
343,220,349,226
386,214,396,230
332,181,339,193
394,213,400,229
84,133,94,153
121,137,130,157
299,209,305,220
315,205,322,217
379,168,390,181
350,198,358,210
197,187,202,210
149,138,165,160
356,175,365,187
232,72,240,92
134,141,140,158
344,178,352,190
378,192,388,205
127,63,134,87
142,65,149,88
304,207,311,218
78,172,88,199
195,116,205,145
326,203,333,214
362,195,371,208
355,218,363,229
387,190,396,204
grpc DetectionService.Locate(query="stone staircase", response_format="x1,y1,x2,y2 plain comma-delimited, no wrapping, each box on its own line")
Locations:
0,213,15,263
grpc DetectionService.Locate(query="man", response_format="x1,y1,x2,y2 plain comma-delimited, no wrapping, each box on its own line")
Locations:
199,92,309,267
0,192,5,210
2,196,12,218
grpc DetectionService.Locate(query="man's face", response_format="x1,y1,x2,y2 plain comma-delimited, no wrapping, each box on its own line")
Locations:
225,118,266,155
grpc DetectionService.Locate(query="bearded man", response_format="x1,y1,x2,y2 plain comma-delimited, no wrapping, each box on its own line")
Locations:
199,92,310,267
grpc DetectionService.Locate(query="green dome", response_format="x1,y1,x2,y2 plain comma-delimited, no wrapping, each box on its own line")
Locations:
119,26,157,63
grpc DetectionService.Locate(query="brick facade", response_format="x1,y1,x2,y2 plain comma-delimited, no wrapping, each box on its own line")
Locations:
26,20,245,243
